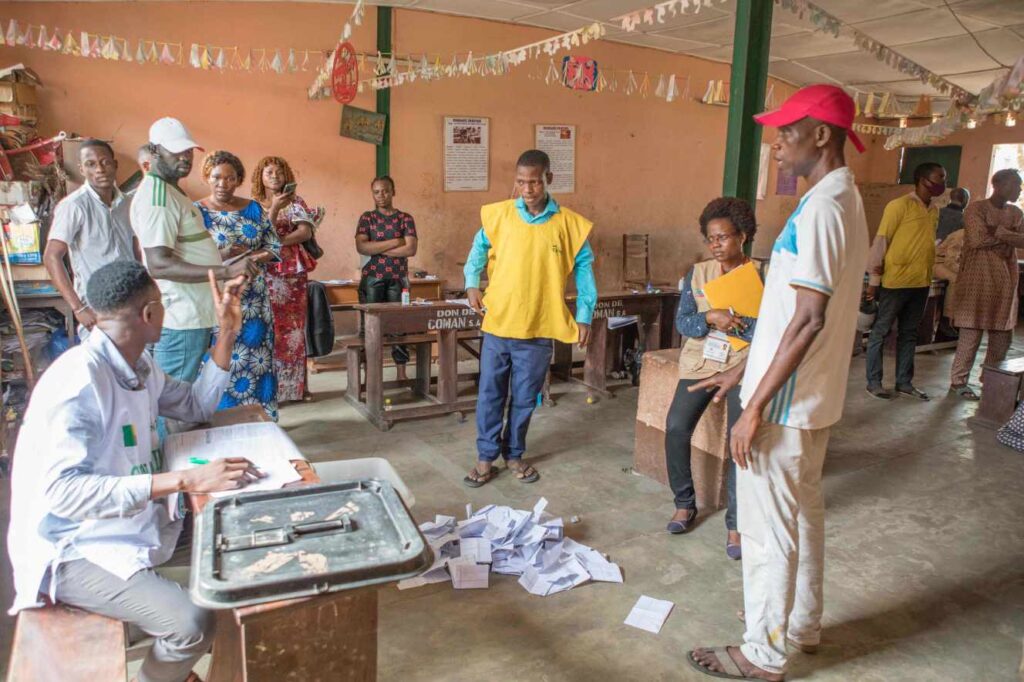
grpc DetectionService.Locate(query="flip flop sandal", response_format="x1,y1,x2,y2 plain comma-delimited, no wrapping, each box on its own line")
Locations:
509,463,540,483
463,466,499,488
686,647,781,680
950,384,980,400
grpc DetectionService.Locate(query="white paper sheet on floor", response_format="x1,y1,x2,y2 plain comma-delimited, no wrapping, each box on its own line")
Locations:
396,499,623,596
624,596,674,634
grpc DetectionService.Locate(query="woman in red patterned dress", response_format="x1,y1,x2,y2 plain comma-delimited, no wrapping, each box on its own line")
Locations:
252,156,320,403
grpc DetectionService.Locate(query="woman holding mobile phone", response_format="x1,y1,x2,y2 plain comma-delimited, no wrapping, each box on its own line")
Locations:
252,156,321,403
196,150,282,420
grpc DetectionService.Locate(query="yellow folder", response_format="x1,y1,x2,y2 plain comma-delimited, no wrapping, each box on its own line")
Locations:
701,261,764,351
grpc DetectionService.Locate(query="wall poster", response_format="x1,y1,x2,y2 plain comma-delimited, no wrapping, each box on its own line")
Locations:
444,116,490,191
535,124,576,194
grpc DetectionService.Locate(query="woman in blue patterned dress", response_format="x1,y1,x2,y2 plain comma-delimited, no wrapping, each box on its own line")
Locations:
196,150,282,420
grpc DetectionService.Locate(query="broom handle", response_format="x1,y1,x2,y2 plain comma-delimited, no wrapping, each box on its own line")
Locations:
0,227,35,389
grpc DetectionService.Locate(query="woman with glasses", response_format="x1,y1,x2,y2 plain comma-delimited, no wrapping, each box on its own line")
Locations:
665,197,761,561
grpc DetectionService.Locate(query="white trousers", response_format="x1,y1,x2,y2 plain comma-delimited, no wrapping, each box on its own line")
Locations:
737,422,829,675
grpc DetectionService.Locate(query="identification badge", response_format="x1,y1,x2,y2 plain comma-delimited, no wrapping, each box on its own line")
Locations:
703,331,731,363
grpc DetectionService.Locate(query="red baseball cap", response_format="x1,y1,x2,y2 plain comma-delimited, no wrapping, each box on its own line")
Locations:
754,84,865,153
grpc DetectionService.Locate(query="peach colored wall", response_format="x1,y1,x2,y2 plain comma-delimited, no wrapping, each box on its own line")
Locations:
0,1,805,290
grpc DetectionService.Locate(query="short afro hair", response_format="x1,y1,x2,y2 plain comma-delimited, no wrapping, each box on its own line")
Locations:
371,175,395,190
992,168,1022,186
913,162,944,184
516,149,550,172
79,138,115,158
698,197,758,241
86,261,157,313
201,150,245,182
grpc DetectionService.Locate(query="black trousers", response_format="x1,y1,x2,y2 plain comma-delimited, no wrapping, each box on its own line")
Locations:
664,378,741,530
359,275,410,365
865,286,929,387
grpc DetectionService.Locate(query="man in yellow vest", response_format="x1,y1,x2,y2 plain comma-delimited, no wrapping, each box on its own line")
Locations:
462,149,596,487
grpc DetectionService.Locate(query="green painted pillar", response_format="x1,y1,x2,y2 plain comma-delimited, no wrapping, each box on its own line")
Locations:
376,6,392,177
722,0,773,214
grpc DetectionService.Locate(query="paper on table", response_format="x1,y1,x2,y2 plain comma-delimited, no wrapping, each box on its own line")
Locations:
164,422,303,498
624,596,674,634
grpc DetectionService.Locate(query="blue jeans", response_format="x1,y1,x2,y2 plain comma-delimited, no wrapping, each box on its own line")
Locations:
475,333,552,463
152,328,213,382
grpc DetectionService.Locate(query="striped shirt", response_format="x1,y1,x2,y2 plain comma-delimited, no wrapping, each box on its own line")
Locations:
130,174,221,330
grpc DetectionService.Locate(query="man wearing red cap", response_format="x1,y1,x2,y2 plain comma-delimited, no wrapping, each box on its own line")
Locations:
688,84,869,680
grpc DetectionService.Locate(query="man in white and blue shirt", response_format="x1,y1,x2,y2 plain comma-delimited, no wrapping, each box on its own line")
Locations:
8,261,260,682
688,85,869,681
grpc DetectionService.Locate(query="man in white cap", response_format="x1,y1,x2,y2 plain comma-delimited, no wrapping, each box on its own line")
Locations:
131,117,258,384
687,84,869,680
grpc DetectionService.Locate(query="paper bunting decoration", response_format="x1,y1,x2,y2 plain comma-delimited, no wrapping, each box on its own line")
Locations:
17,23,29,46
287,48,296,72
654,73,666,98
90,36,102,58
147,42,158,63
189,43,200,68
6,21,17,46
101,36,118,60
135,40,144,63
241,49,252,71
615,0,727,32
36,26,46,49
160,43,175,65
200,45,211,69
666,74,679,103
47,29,62,51
62,31,78,55
270,49,283,74
215,47,226,70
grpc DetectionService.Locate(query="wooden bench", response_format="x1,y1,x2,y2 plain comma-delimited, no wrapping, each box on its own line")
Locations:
975,357,1024,428
8,604,127,681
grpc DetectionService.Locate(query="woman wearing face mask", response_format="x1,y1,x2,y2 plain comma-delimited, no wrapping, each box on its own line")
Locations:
664,197,761,560
196,150,282,420
864,162,946,402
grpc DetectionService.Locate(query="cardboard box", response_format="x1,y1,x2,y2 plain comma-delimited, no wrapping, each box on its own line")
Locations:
3,221,41,264
0,82,37,105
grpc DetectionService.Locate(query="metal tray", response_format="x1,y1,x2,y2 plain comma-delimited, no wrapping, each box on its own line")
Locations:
190,479,431,609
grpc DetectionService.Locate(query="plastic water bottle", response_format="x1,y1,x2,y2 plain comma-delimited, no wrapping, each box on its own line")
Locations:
401,288,410,305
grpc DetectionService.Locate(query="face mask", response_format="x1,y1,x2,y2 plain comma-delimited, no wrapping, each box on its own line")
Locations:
924,178,945,197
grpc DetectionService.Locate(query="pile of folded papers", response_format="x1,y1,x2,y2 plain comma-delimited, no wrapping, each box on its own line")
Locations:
398,498,623,596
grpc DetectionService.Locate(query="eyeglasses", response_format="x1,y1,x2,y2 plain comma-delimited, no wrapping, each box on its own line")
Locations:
704,232,739,245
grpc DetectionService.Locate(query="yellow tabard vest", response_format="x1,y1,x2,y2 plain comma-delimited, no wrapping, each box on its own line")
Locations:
480,200,592,343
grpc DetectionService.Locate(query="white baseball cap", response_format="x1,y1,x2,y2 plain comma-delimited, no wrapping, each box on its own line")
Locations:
148,117,202,154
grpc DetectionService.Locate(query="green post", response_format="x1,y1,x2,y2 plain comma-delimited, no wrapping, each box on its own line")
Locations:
376,5,392,177
722,0,773,220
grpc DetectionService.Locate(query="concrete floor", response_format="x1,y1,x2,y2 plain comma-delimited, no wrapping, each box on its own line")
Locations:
2,338,1023,680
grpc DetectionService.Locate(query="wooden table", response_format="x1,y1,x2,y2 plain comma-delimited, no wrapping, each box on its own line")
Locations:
194,407,379,682
555,290,681,400
309,278,446,374
351,302,482,431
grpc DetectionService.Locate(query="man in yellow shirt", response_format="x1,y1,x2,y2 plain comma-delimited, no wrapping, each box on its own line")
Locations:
865,162,945,400
462,150,596,487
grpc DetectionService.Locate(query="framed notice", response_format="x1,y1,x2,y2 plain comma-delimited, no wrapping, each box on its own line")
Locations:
444,116,489,191
340,105,387,145
535,124,576,194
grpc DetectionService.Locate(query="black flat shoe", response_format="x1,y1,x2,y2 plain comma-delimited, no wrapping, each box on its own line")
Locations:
866,384,893,400
667,508,698,534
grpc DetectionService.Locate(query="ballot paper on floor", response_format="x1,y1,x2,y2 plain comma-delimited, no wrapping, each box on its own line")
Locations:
399,497,622,598
164,422,303,497
624,596,674,634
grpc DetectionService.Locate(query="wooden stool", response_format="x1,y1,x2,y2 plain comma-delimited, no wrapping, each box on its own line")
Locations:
975,357,1024,428
8,605,127,681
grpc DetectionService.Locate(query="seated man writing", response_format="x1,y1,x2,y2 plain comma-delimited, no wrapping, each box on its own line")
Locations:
7,261,262,682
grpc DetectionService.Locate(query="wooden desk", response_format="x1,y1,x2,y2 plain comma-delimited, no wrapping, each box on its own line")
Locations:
193,407,379,682
556,290,681,400
352,302,481,431
321,277,445,309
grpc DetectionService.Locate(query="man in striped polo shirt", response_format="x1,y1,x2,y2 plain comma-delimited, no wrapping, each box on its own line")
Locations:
130,118,257,384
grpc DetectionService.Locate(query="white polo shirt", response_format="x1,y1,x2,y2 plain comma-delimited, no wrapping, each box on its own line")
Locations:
48,184,136,304
130,174,222,330
740,167,869,430
7,329,228,614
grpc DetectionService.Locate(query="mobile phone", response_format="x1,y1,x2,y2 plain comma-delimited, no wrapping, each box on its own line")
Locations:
282,182,297,194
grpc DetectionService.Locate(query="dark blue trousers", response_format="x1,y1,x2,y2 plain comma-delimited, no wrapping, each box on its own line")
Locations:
475,333,553,462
